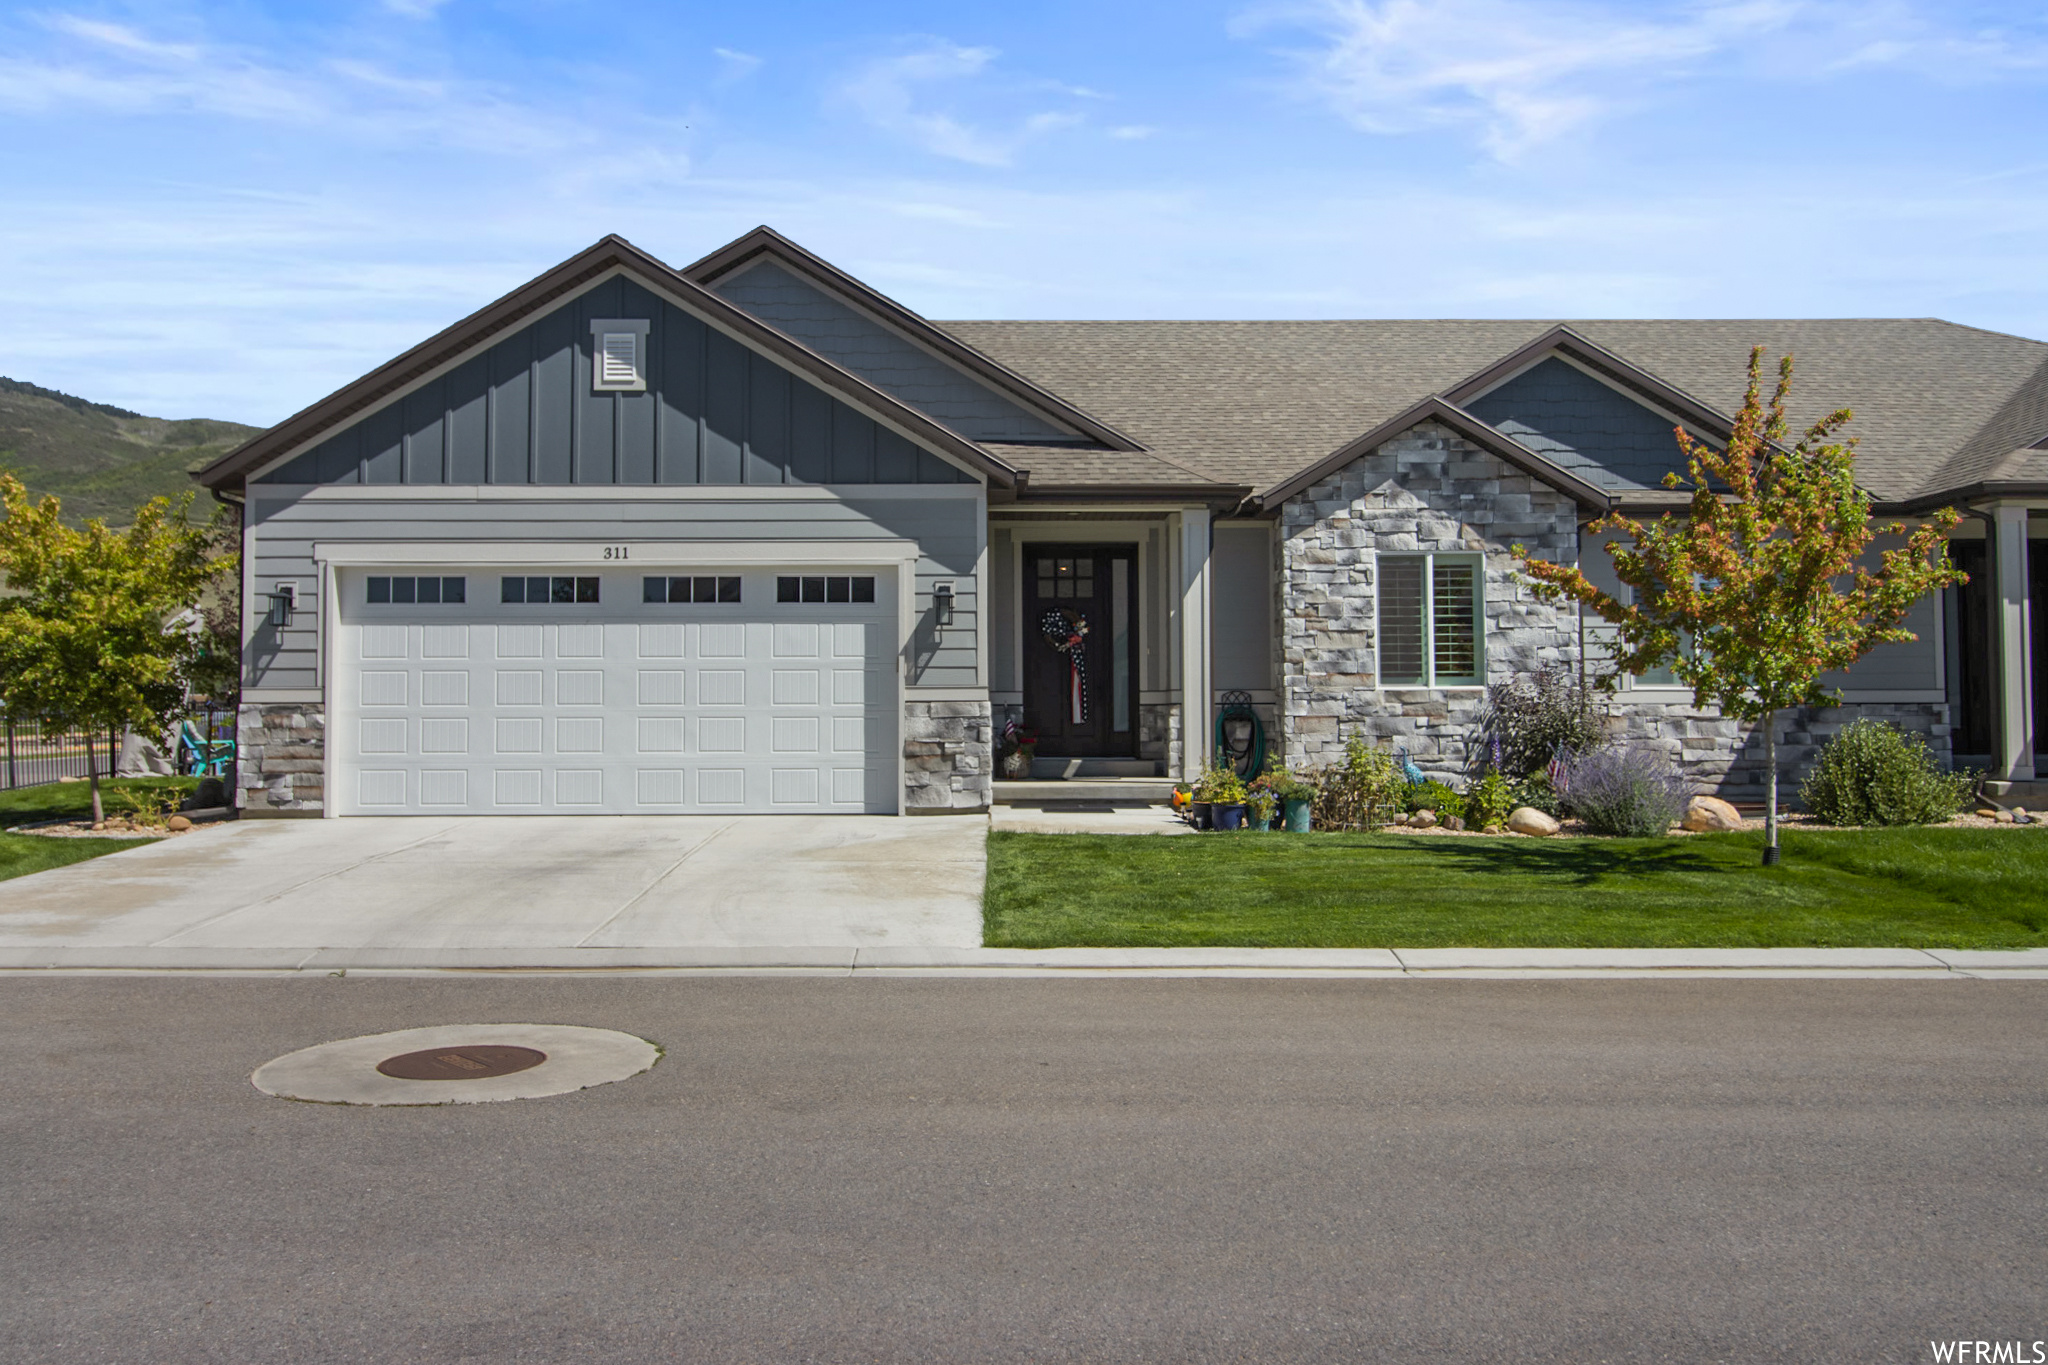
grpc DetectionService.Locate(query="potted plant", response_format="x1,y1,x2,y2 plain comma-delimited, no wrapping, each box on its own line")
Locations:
1245,779,1279,833
997,719,1037,779
1203,761,1249,830
1270,771,1317,832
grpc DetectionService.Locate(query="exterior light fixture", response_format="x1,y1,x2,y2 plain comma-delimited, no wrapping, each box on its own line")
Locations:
266,583,298,629
932,581,955,628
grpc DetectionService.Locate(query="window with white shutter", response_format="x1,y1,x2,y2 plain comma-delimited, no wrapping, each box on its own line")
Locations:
1377,553,1483,687
587,318,649,392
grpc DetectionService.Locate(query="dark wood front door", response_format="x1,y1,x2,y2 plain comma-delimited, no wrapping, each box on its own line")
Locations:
1022,544,1137,757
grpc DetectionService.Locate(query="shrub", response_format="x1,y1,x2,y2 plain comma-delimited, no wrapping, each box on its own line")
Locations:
1477,665,1608,779
1799,719,1973,826
1463,771,1517,830
1402,779,1462,814
1511,771,1561,817
1193,759,1246,806
1562,746,1691,837
1310,735,1408,831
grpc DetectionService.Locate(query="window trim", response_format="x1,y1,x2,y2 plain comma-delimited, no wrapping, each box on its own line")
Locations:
1375,551,1485,689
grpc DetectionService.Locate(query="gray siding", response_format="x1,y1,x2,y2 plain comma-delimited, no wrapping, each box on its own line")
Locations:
244,491,983,693
1467,357,1691,493
1212,522,1274,691
713,261,1071,443
990,525,1016,691
256,274,971,488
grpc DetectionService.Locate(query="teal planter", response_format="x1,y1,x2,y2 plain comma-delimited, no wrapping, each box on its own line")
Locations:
1283,798,1313,833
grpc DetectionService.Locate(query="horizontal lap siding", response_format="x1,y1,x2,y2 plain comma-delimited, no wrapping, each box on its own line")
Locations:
257,275,972,490
245,493,982,693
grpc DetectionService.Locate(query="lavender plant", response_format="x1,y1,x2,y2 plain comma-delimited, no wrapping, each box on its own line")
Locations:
1562,746,1692,837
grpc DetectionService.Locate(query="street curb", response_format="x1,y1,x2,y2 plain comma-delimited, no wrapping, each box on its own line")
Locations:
0,946,2044,979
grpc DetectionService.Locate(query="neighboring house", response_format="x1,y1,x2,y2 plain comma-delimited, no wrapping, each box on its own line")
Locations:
196,228,2047,817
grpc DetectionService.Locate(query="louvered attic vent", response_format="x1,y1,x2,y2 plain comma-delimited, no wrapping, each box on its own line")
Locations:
588,318,649,392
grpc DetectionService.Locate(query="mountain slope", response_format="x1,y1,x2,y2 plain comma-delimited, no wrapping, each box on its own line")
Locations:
0,377,259,523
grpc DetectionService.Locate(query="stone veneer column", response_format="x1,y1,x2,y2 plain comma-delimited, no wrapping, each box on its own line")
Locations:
235,702,325,815
902,699,993,812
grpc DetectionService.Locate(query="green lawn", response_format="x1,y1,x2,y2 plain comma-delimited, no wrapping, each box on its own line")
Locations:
0,777,199,884
984,827,2048,949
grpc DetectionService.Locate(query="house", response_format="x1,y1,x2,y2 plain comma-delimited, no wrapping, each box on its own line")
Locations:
196,228,2046,817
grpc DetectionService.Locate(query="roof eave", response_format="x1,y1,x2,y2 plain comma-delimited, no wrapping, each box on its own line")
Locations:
682,226,1149,453
196,235,1017,493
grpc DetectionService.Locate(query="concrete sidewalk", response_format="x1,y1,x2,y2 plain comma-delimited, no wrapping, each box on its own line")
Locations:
2,943,2042,976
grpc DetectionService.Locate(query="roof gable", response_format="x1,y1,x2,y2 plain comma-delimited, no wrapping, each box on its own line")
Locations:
684,227,1143,452
255,270,972,489
198,235,1015,492
1464,355,1698,494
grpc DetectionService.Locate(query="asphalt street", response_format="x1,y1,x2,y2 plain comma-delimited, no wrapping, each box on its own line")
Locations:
3,976,2042,1364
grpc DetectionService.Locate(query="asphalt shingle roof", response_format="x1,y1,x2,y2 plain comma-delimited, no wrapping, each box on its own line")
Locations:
937,318,2048,503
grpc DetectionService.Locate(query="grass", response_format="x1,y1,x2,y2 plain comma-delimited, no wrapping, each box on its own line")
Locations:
984,827,2048,950
0,777,199,884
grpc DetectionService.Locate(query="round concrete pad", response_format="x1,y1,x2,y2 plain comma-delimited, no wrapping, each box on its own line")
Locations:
252,1024,659,1106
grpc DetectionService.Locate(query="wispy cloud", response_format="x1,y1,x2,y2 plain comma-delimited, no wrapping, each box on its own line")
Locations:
1235,0,1796,158
713,47,762,85
383,0,454,18
836,40,1090,166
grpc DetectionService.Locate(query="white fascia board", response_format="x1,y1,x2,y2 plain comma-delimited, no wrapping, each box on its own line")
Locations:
311,539,922,567
265,483,981,503
242,263,994,487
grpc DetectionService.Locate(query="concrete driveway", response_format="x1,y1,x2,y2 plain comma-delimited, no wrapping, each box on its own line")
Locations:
0,816,985,969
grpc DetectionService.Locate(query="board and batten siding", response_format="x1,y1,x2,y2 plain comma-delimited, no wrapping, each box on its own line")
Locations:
244,490,983,695
253,273,973,490
1211,522,1275,693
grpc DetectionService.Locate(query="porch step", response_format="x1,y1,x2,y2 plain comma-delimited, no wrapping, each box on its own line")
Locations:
994,778,1178,805
1026,757,1164,779
1980,779,2048,806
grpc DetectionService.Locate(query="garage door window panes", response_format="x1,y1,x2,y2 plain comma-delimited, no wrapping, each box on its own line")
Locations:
643,576,741,604
777,576,875,604
368,576,466,605
500,576,600,604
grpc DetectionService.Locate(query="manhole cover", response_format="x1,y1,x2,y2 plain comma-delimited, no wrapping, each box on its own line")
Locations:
376,1045,548,1081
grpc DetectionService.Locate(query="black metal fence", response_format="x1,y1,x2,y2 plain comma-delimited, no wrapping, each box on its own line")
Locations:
1,708,238,792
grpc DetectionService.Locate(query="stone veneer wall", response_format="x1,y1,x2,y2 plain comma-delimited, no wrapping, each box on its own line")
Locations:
1138,702,1181,775
236,703,325,815
903,699,993,812
1276,419,1955,798
1279,421,1580,781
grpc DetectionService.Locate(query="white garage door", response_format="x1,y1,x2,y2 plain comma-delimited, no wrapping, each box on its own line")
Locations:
331,567,897,815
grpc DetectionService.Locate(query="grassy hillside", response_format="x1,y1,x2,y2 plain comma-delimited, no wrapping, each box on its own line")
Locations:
0,377,260,524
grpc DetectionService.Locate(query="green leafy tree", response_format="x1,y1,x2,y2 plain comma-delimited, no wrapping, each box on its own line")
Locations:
0,476,238,825
1515,347,1963,863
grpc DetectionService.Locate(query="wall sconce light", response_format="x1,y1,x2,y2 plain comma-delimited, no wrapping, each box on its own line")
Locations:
932,581,955,629
265,583,298,629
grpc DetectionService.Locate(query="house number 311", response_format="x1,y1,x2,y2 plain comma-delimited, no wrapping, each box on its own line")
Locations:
603,546,629,560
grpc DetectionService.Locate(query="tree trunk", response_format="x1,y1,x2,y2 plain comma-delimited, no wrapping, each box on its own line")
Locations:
1762,708,1780,866
86,732,103,828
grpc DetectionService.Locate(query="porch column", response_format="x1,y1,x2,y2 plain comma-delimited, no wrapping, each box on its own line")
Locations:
1992,503,2036,781
1179,507,1212,783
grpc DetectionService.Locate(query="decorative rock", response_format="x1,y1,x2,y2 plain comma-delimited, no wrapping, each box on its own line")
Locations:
1977,808,2000,819
1683,796,1744,832
1507,806,1561,837
1408,810,1438,829
1996,810,2016,824
166,815,193,832
1442,815,1466,831
59,775,83,784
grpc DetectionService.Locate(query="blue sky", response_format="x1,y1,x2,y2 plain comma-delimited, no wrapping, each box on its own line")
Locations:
4,0,2048,424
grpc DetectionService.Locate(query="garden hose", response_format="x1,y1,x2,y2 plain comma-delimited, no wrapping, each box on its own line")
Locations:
1214,692,1264,779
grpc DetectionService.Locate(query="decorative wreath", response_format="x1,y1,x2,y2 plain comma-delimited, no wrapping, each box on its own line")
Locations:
1040,608,1090,724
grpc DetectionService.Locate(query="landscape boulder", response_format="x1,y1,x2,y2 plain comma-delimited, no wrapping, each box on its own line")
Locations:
1507,806,1561,837
1682,796,1744,832
1407,810,1438,829
166,815,193,832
